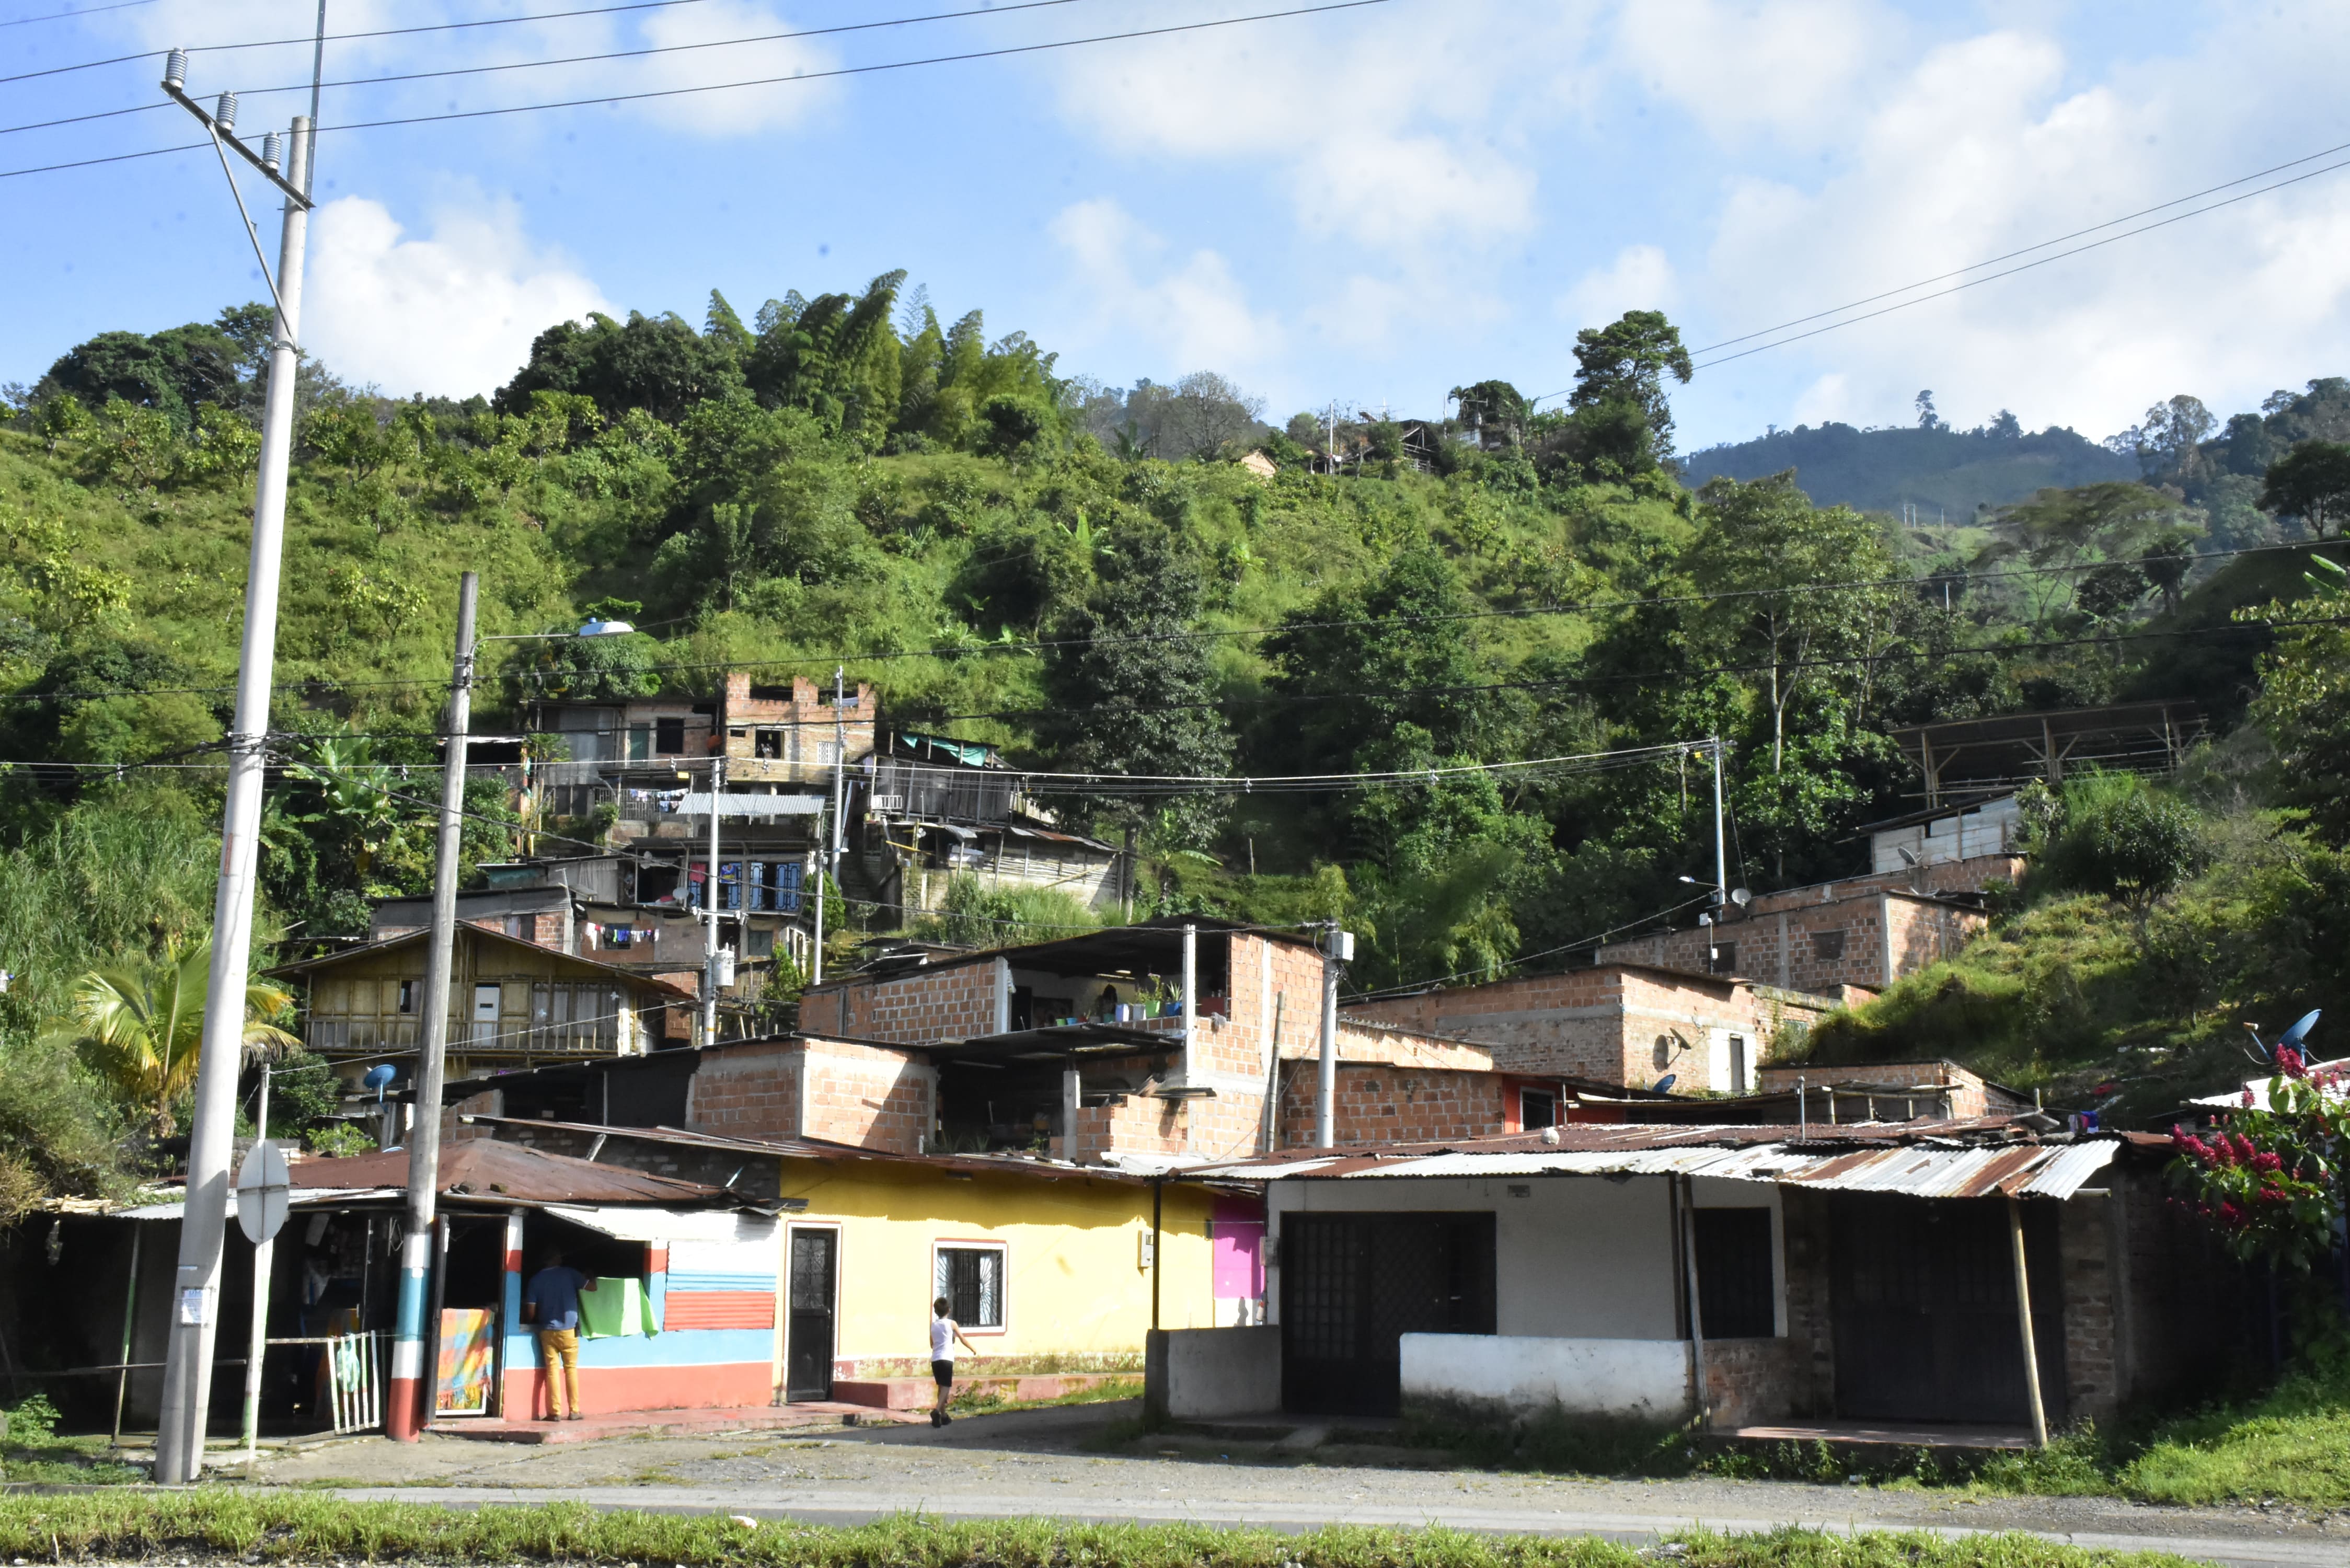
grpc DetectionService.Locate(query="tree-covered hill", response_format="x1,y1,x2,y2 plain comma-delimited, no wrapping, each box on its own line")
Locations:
1681,417,2135,520
7,276,2350,1202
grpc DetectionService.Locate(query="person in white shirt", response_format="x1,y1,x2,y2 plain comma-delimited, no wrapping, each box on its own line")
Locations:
929,1295,977,1427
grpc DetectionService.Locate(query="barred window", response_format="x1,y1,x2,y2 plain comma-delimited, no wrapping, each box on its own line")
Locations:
1694,1207,1776,1338
934,1244,1004,1328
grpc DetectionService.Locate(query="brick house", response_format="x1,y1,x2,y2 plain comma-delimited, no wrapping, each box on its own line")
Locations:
796,917,1554,1164
1593,875,1989,993
1343,965,1834,1094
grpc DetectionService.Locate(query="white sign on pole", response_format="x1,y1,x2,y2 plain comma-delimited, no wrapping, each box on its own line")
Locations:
235,1142,292,1244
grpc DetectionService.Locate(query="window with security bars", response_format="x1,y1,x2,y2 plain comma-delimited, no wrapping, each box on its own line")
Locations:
934,1245,1003,1327
1694,1207,1776,1338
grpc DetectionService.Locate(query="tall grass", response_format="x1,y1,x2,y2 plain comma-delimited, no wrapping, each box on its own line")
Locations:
0,1494,2208,1567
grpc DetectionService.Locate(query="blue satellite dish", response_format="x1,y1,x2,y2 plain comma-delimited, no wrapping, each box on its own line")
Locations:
362,1063,396,1101
1653,1073,1677,1094
2279,1010,2322,1052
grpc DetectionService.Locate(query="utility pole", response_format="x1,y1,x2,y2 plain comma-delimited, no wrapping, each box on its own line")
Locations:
702,754,725,1046
1710,737,1727,909
1317,923,1350,1149
152,60,316,1484
387,572,478,1443
828,666,848,964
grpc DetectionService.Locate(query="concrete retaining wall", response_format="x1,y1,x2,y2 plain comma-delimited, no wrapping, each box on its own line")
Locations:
1400,1333,1694,1422
1144,1326,1282,1422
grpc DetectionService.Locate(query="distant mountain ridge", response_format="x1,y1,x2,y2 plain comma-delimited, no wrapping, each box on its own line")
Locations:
1680,422,2137,520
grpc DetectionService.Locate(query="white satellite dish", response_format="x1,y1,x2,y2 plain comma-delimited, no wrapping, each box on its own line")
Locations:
235,1140,292,1244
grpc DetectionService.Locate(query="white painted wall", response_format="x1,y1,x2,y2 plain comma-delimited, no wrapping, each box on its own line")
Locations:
1265,1174,1680,1338
1401,1333,1692,1421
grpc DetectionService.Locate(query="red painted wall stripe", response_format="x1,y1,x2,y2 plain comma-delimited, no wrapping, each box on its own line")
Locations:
663,1291,774,1330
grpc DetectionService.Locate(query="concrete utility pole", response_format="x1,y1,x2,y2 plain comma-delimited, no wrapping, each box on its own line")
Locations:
1317,924,1350,1148
387,571,478,1442
830,665,848,948
152,70,316,1484
1710,736,1728,908
702,754,725,1046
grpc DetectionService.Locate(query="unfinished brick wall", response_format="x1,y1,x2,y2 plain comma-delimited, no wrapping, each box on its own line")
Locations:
685,1038,800,1140
811,958,1004,1044
799,1039,933,1153
1773,1189,1837,1419
1345,966,1806,1091
1595,893,1986,993
1272,1065,1511,1146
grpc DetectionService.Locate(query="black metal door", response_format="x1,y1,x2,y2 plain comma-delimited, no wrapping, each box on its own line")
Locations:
785,1230,836,1402
1829,1195,2066,1425
1280,1212,1495,1415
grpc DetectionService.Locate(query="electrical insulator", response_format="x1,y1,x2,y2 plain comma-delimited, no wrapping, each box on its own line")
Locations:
214,92,237,133
164,49,187,90
261,131,281,171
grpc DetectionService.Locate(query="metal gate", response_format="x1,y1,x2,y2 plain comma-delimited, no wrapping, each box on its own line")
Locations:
328,1331,383,1434
1280,1212,1495,1416
1829,1195,2066,1426
785,1230,837,1402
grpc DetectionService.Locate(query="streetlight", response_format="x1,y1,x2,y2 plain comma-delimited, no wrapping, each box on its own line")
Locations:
387,581,634,1442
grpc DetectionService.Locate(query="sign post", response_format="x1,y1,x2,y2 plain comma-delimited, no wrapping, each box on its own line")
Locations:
234,1126,292,1461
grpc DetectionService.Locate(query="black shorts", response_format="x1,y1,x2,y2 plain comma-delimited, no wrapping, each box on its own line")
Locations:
931,1359,953,1387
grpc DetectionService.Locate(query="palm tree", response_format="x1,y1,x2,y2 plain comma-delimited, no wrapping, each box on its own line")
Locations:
45,938,299,1138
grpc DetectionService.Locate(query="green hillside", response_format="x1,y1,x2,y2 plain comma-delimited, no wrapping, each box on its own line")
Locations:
5,285,2350,1201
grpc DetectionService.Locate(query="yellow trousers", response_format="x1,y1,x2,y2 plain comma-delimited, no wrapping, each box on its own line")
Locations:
536,1329,579,1417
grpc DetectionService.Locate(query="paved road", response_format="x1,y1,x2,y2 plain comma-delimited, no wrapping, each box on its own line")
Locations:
259,1401,2348,1568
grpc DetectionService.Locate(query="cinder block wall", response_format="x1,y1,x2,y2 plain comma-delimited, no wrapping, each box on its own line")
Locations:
812,959,1003,1044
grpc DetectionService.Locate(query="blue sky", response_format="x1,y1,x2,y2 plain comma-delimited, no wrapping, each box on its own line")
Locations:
8,0,2350,450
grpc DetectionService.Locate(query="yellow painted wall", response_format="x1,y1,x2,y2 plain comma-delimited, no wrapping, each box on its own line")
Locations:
773,1156,1220,1376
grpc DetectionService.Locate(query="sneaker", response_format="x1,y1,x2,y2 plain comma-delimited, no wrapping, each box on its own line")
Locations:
566,1412,584,1421
929,1409,943,1427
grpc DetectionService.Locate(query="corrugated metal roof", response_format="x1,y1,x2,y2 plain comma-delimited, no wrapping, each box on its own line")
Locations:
1200,1134,2119,1200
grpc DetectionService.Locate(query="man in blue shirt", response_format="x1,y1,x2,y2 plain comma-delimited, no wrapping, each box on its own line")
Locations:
521,1247,596,1421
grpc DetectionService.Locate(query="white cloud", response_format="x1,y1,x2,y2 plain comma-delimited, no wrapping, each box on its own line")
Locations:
1048,199,1282,375
1050,1,1575,256
1614,0,1905,147
1559,244,1677,332
1689,7,2350,439
302,192,611,399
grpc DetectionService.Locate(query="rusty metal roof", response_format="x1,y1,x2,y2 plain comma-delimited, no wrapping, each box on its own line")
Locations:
1194,1121,2121,1200
290,1138,730,1205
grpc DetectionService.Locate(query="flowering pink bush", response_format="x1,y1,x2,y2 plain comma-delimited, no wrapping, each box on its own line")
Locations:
2169,1070,2344,1271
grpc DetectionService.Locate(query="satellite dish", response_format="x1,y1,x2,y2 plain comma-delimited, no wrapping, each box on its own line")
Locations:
362,1063,396,1102
2279,1010,2322,1051
1653,1074,1678,1094
235,1140,291,1243
1730,887,1752,907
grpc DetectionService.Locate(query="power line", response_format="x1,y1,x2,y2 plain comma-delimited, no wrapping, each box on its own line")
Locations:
1687,135,2350,359
0,0,1103,139
1690,153,2350,371
0,0,735,86
1347,890,1720,1001
1,0,154,27
0,0,1399,178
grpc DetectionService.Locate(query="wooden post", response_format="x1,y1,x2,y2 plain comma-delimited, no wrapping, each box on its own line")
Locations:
2008,1197,2049,1447
1680,1175,1710,1431
112,1223,142,1443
